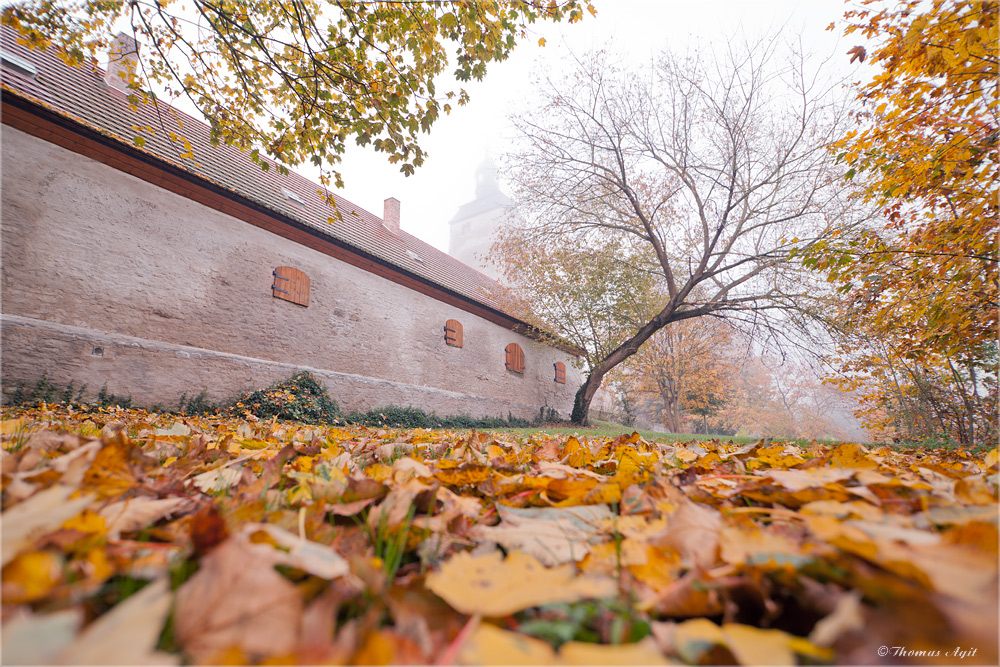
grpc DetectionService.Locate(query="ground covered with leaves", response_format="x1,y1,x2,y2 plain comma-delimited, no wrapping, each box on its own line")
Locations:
1,405,997,665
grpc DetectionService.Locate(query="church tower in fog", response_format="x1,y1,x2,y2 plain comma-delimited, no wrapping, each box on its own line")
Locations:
447,158,513,281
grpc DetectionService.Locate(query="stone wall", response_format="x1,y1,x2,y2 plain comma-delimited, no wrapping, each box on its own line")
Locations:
1,126,581,419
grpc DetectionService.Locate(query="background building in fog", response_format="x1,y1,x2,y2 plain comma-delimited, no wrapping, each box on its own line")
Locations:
447,158,512,281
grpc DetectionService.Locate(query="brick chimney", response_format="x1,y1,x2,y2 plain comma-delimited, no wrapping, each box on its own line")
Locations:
105,32,139,92
383,197,400,235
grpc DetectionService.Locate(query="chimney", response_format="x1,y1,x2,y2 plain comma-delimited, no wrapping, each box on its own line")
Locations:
105,32,139,92
383,197,400,235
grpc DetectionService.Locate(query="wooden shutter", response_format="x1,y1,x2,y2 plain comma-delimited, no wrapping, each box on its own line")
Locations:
505,343,524,374
272,266,310,306
554,362,566,384
444,319,463,347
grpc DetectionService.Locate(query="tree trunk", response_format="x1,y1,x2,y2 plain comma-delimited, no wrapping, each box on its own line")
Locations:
571,374,604,426
570,301,697,425
657,376,680,432
570,310,707,426
673,404,684,434
662,397,678,432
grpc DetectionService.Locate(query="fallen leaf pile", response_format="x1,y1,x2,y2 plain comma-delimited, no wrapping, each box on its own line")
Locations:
1,405,997,665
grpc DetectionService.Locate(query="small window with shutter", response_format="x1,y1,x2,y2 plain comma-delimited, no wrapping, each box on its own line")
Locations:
554,362,566,384
444,319,463,348
272,266,310,306
505,343,525,375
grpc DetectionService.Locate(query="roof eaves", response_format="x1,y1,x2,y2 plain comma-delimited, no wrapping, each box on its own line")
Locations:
1,36,580,353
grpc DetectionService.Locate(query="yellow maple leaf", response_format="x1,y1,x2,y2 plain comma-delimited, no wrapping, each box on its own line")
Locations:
459,623,556,665
560,638,670,664
62,509,107,535
425,550,617,617
750,444,807,469
829,443,878,469
983,448,998,470
2,551,62,603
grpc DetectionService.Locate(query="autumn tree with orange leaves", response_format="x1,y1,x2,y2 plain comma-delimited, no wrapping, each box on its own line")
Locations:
620,318,738,434
809,0,998,446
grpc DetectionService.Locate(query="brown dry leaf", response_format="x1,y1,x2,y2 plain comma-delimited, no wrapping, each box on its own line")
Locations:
471,503,613,566
174,536,303,661
426,549,617,617
291,463,347,501
809,590,865,647
2,484,95,566
154,422,192,437
655,501,722,569
718,519,806,567
190,465,244,493
368,479,431,535
2,475,38,504
54,577,178,665
99,497,192,540
383,601,434,660
761,467,856,492
190,503,229,554
3,404,998,665
842,519,941,546
239,443,296,497
245,523,351,580
903,541,999,604
82,440,144,499
799,499,885,521
326,496,379,516
640,572,726,617
49,439,103,484
389,456,433,483
1,608,83,665
925,502,999,526
954,474,997,504
298,586,349,664
435,485,483,522
536,460,607,480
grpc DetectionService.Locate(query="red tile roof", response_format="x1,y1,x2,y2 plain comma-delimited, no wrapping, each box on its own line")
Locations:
0,26,508,316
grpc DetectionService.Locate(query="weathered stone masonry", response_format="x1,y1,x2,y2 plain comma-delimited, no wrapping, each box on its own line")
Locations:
0,33,581,418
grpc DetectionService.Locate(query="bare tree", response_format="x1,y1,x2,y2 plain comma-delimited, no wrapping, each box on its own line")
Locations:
504,36,854,424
